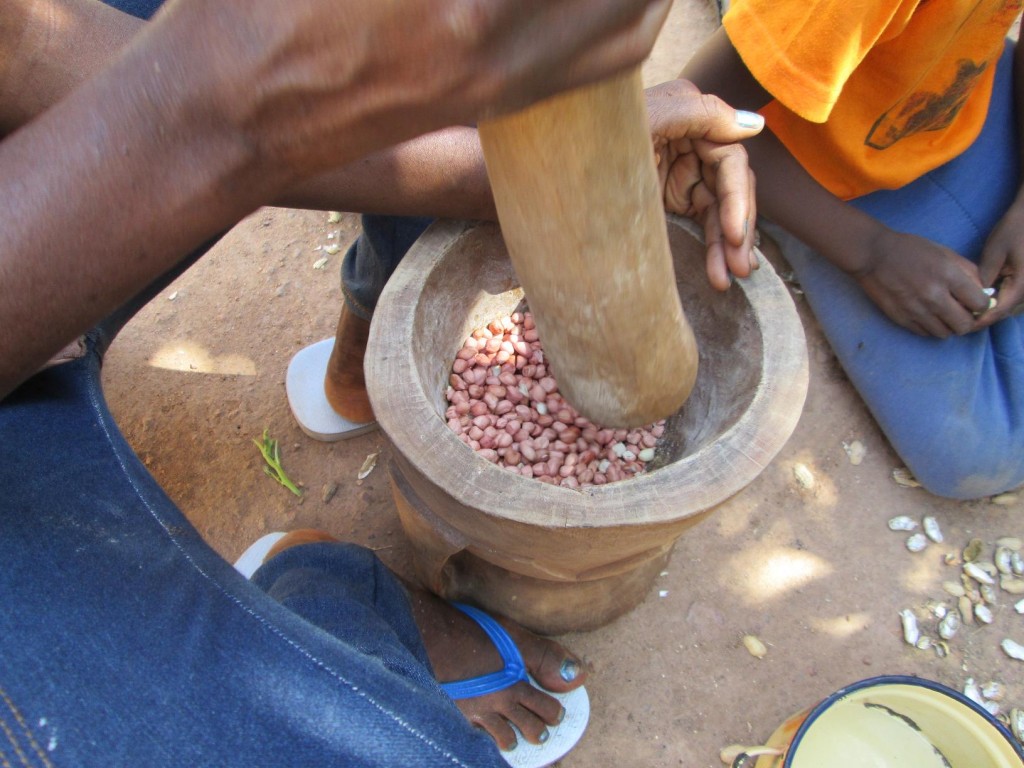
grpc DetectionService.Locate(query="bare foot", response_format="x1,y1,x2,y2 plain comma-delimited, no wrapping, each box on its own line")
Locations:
408,589,587,751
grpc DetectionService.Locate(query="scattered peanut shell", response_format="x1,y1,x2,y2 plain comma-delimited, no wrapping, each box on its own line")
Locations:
996,536,1022,551
357,451,379,480
922,516,943,543
892,467,921,487
974,604,994,624
963,538,984,563
996,547,1015,575
942,581,966,598
793,463,815,490
981,681,1006,701
959,596,975,624
327,211,343,224
1012,551,1024,575
980,584,998,605
888,515,918,532
906,533,928,553
1000,577,1024,595
321,482,338,503
843,440,866,465
899,609,920,646
312,256,329,270
991,493,1019,506
964,679,984,706
1016,597,1024,614
1000,638,1024,661
964,561,996,585
742,634,768,659
1010,708,1024,743
938,610,960,640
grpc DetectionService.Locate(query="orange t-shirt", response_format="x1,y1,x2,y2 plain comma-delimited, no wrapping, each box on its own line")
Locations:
723,0,1022,199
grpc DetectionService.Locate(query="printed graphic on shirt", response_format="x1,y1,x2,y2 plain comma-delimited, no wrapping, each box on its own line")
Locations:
864,0,1021,150
865,57,988,149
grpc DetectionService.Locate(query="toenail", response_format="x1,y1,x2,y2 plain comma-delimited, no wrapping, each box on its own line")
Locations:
538,729,550,744
560,659,579,682
556,706,566,724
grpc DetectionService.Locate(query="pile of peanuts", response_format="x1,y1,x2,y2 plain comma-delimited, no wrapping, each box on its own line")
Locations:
444,311,666,489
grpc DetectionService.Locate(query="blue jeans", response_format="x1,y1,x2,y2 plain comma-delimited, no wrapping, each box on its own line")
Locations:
341,214,434,321
0,2,504,765
764,42,1024,499
0,259,504,768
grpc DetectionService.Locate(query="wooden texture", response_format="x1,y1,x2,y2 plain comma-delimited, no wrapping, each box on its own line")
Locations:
478,68,697,428
365,217,808,633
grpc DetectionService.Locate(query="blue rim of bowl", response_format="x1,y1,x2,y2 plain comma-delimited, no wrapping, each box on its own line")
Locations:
785,674,1024,765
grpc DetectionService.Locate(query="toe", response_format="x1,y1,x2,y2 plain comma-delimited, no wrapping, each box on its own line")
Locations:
504,702,551,746
516,681,565,726
472,712,519,752
512,630,588,693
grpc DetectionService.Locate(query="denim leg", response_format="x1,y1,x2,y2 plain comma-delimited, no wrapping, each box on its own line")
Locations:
764,42,1024,499
103,0,163,19
341,215,434,320
0,342,504,767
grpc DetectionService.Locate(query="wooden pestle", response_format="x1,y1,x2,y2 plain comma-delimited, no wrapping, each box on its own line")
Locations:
478,67,698,428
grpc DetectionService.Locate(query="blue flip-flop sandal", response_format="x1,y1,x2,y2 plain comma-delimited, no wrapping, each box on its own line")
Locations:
441,603,590,768
234,539,589,768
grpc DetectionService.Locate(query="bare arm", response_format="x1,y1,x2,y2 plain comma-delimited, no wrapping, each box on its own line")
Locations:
683,27,993,336
0,0,143,134
0,0,496,219
0,0,676,399
279,128,497,220
974,36,1024,325
683,28,882,272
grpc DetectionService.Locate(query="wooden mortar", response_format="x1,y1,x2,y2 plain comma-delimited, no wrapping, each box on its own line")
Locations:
365,216,807,634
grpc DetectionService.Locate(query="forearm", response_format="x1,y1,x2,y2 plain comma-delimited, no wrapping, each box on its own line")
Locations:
0,0,496,222
682,26,884,276
0,9,278,398
744,129,883,275
279,127,497,220
0,0,143,135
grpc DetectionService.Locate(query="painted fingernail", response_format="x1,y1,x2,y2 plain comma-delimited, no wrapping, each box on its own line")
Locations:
749,250,760,271
538,729,550,744
736,110,765,130
556,706,566,724
560,659,579,682
983,287,996,296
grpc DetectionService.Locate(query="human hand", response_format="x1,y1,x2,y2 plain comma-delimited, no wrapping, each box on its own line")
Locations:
646,79,762,291
161,0,673,181
974,196,1024,327
853,229,991,337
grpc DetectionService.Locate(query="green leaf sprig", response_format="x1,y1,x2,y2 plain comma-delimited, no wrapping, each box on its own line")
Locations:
253,429,302,496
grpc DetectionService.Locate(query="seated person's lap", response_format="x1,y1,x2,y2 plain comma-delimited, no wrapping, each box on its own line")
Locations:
768,43,1024,499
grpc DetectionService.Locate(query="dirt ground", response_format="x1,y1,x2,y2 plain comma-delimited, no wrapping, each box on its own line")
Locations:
102,3,1023,766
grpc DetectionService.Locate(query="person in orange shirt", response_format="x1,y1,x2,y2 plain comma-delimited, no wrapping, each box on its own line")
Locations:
684,0,1024,499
